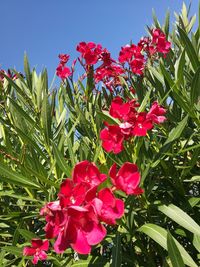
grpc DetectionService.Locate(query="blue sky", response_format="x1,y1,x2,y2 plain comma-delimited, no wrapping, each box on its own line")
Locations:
0,0,198,81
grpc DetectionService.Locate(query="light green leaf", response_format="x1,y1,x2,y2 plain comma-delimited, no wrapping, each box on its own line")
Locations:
18,229,37,240
41,92,51,145
1,246,22,256
97,110,120,125
191,67,200,104
52,142,72,177
139,223,198,267
184,176,200,182
193,234,200,253
159,204,200,236
24,53,32,91
164,115,188,146
178,27,199,71
0,162,40,189
167,231,185,267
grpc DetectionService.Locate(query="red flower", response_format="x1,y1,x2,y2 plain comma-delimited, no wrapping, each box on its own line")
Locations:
147,101,166,124
23,239,49,265
152,29,171,55
58,178,87,207
72,160,107,187
130,58,145,75
109,96,131,120
40,201,66,239
132,112,153,136
58,54,70,64
92,188,124,225
56,64,71,79
109,162,143,195
77,42,103,65
100,124,124,154
54,205,106,254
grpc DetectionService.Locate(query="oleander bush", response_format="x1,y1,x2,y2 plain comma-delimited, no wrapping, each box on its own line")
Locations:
0,3,199,266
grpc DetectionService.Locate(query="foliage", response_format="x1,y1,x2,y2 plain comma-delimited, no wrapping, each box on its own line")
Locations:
0,2,200,266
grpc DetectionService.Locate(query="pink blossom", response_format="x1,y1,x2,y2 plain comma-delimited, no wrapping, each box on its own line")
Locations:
147,101,166,124
23,239,49,265
56,64,72,79
100,124,124,154
109,162,143,195
132,112,153,136
92,188,124,225
72,160,107,187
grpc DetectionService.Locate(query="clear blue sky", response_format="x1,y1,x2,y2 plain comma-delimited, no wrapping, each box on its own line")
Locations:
0,0,198,81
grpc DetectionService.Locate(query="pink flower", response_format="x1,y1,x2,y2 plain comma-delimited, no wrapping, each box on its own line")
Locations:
132,112,153,136
77,42,103,65
130,58,145,75
152,29,171,55
40,201,66,239
58,54,70,64
100,124,124,154
92,188,124,225
56,64,72,79
72,160,107,187
147,101,166,124
109,162,143,195
23,239,49,265
109,96,131,120
54,205,106,254
58,178,97,208
58,178,87,207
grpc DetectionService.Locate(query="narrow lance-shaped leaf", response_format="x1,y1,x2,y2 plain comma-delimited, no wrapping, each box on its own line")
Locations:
52,142,72,177
178,27,199,72
111,231,122,267
167,231,185,267
191,67,200,104
159,204,200,236
24,53,32,91
138,223,198,267
163,115,188,146
0,162,40,189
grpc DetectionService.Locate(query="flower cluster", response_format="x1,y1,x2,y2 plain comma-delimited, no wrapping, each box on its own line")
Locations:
23,160,142,264
100,97,166,154
138,28,171,57
56,28,171,92
56,54,72,80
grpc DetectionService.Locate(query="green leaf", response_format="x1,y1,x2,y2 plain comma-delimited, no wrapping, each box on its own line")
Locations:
0,162,40,189
111,232,122,267
167,231,185,267
97,110,120,125
191,67,200,104
138,88,151,112
1,246,22,256
174,49,185,85
164,115,188,146
52,142,72,177
193,234,200,253
71,257,110,267
41,92,51,145
8,97,39,130
178,27,199,71
184,176,200,182
139,224,198,267
2,73,32,104
159,204,200,236
164,10,170,36
18,229,37,240
24,53,32,91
